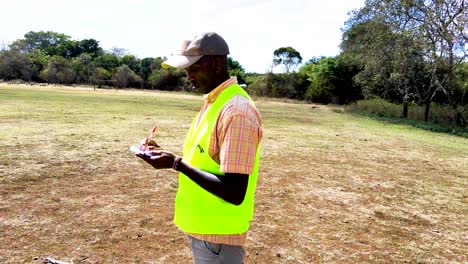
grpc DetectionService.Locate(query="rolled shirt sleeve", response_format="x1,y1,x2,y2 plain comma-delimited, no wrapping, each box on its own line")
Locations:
214,95,263,175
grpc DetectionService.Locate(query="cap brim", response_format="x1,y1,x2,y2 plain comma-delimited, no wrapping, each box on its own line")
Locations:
161,55,203,69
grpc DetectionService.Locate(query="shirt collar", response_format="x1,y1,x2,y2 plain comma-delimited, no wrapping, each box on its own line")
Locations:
204,77,238,104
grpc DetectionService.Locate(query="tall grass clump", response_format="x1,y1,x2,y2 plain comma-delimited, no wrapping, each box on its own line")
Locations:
347,98,402,117
347,98,468,137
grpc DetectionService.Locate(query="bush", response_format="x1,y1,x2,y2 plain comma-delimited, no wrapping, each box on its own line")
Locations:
267,73,293,98
0,50,37,81
112,65,143,88
300,56,362,104
93,67,111,81
347,98,402,117
245,73,308,99
305,81,335,104
39,56,75,84
246,74,268,97
347,98,468,133
148,68,189,91
227,57,246,84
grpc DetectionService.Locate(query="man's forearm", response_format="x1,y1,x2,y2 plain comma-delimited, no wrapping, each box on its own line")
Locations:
177,161,249,206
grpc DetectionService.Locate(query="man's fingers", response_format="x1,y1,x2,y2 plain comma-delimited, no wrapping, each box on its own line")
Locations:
136,151,164,160
135,153,146,159
146,150,163,156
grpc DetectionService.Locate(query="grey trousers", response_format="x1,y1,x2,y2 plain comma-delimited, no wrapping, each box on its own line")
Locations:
187,235,245,264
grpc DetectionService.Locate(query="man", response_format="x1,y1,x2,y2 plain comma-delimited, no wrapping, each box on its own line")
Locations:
136,32,263,264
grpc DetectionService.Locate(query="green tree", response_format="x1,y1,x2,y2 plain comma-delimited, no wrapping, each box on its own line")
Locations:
227,56,246,84
300,56,362,104
451,62,468,126
57,40,81,58
120,54,141,74
71,53,95,84
140,57,156,81
269,47,304,98
273,47,303,73
94,52,120,72
453,62,468,106
342,0,467,123
10,31,71,56
148,67,188,90
39,55,75,84
140,57,165,88
0,50,37,81
112,65,142,88
342,19,402,101
78,39,102,57
92,67,111,81
10,32,103,61
27,50,50,81
246,74,269,97
415,0,467,123
257,72,307,99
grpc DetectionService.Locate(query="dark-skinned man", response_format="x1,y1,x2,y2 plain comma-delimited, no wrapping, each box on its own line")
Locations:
136,32,263,264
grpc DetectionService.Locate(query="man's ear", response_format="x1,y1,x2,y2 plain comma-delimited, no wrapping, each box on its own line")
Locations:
212,57,224,73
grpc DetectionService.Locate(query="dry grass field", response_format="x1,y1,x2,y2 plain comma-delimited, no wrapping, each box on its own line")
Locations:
0,84,467,263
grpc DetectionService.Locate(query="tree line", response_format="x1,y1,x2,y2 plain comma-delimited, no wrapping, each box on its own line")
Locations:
338,0,467,126
0,31,191,90
0,31,250,90
247,0,467,127
1,0,466,127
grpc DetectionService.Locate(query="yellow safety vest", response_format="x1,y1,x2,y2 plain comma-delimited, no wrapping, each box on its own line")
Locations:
174,84,260,234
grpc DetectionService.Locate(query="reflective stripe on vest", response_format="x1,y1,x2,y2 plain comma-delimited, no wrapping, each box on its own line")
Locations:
174,84,260,234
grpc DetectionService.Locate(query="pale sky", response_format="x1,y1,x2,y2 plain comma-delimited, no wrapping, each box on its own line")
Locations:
0,0,365,73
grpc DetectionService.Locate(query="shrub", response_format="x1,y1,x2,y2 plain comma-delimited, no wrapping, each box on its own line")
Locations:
39,56,75,84
300,56,362,104
0,50,37,81
148,68,189,91
112,65,143,88
347,98,402,117
347,98,468,130
246,74,269,97
246,73,308,99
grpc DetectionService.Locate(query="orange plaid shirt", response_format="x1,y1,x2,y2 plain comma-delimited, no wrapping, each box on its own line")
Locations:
188,77,263,246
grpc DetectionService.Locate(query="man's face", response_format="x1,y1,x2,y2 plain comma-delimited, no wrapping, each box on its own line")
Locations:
185,56,216,94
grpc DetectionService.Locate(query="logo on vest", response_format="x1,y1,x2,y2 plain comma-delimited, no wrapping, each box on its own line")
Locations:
196,144,205,154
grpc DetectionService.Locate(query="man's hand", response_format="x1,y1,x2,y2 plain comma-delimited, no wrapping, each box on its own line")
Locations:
136,150,249,205
139,138,161,151
136,150,177,170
